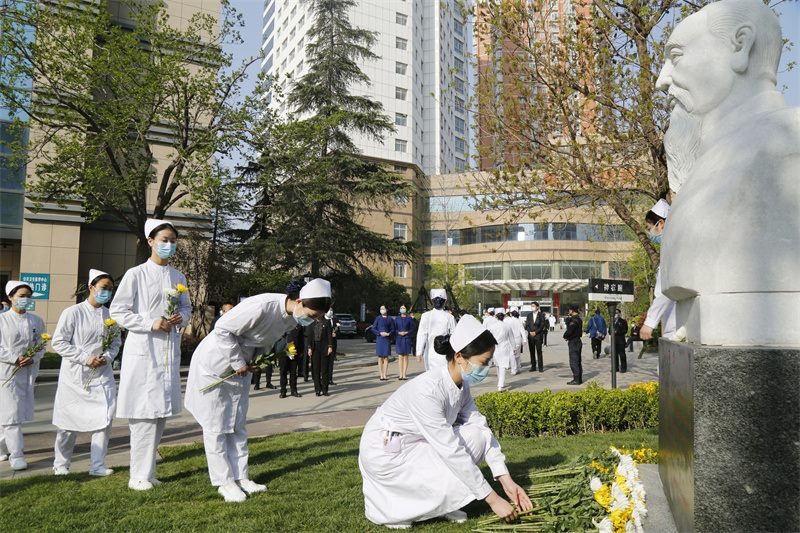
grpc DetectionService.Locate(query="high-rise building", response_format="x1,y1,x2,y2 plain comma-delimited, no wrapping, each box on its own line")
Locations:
261,0,473,176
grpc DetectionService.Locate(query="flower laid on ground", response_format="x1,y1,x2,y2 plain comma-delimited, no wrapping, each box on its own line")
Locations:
3,333,50,386
199,351,279,393
85,319,122,391
474,446,655,533
161,284,188,366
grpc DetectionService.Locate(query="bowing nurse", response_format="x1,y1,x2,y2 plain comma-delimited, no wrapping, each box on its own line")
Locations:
0,281,47,470
110,219,190,491
359,315,533,529
185,278,331,503
51,269,121,476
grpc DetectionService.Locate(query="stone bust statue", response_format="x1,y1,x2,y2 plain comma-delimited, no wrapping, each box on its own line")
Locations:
657,0,800,346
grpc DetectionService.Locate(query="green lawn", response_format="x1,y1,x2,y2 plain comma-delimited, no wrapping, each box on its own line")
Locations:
0,428,657,532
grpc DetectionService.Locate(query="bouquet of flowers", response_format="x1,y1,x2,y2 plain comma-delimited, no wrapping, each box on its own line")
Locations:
199,351,279,393
161,283,188,366
3,333,51,387
84,318,121,391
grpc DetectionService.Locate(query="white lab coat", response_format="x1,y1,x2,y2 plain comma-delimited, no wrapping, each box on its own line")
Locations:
644,268,677,339
505,316,525,353
359,366,509,525
487,319,515,370
0,311,46,425
51,301,121,432
185,293,296,434
415,309,456,370
110,259,191,419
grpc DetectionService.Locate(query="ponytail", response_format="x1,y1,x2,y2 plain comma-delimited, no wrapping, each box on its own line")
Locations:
434,335,456,361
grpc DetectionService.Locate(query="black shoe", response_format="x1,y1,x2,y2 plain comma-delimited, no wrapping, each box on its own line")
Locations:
304,377,310,382
528,368,535,372
279,392,287,398
621,369,627,373
329,381,336,385
266,384,276,389
322,392,330,396
315,391,322,396
567,379,582,385
538,369,544,373
291,392,302,398
254,385,261,390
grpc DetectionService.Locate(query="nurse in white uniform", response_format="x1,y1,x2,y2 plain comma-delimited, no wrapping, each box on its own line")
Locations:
415,288,456,370
486,311,515,392
640,199,677,341
359,315,533,529
51,269,121,476
0,281,47,470
110,219,190,491
185,278,331,503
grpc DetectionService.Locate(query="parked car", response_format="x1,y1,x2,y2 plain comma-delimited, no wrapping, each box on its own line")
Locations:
335,313,358,337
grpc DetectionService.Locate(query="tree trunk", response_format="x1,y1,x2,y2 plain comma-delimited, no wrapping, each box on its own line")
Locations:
136,236,151,264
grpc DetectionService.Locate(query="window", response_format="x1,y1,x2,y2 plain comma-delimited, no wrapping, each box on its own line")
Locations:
396,37,408,50
395,12,408,25
395,87,407,100
395,139,407,152
264,37,274,57
454,137,465,153
454,57,464,74
395,61,407,75
455,78,465,94
0,121,27,229
454,19,464,36
454,38,464,55
395,112,407,126
393,164,405,172
455,157,466,171
394,222,408,240
455,117,465,134
394,261,407,278
455,96,465,113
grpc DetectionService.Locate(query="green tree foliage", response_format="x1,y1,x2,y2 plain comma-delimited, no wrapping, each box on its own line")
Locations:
244,0,415,277
330,271,410,319
424,260,477,313
0,0,258,261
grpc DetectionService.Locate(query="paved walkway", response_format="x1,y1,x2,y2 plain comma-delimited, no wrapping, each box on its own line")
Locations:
1,335,658,481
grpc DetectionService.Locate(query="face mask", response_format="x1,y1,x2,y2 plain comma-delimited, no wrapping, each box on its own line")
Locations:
380,308,387,316
0,304,8,313
94,289,113,304
294,312,315,327
15,297,34,311
648,230,662,245
399,307,407,314
461,361,491,384
155,241,177,259
433,298,445,310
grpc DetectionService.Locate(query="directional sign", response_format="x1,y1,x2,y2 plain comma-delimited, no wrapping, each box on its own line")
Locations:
588,278,634,302
20,272,50,299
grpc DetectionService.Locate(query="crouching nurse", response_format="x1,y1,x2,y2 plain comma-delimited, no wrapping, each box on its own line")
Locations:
185,278,331,503
358,314,533,529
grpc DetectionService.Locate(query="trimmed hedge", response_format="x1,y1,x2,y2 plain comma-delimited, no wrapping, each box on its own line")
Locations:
474,382,658,437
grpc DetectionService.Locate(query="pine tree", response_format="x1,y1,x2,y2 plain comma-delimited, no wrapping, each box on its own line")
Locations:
246,0,415,277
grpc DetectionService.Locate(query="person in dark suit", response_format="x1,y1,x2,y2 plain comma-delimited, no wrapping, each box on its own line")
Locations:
612,309,628,373
279,325,304,398
563,305,583,385
524,302,548,372
306,319,333,396
326,310,339,386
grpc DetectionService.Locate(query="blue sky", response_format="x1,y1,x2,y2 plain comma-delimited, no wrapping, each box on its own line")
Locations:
225,0,800,110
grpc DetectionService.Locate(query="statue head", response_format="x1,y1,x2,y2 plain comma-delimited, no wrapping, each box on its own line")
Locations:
657,0,783,192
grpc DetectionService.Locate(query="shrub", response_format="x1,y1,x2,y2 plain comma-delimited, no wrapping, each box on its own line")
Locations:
474,382,658,437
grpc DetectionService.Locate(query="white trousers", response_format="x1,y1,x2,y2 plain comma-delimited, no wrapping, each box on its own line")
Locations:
0,424,24,459
53,426,111,471
454,423,491,466
510,348,521,374
497,366,507,390
129,417,166,481
202,424,249,486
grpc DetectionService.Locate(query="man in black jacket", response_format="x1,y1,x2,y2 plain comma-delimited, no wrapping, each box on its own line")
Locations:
305,319,333,396
612,308,628,373
524,302,548,372
563,304,584,385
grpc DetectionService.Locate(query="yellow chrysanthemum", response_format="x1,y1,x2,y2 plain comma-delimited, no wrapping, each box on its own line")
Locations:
40,333,51,341
176,283,188,293
104,318,117,327
287,341,297,356
591,460,609,474
594,484,613,511
609,503,634,533
615,474,631,495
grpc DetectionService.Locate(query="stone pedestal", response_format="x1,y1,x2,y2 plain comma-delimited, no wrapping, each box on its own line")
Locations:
659,340,800,532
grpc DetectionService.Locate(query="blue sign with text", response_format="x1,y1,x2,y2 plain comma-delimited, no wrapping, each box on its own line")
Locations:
20,273,50,299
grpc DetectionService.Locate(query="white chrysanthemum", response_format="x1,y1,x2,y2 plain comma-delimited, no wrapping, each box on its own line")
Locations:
163,288,178,298
625,520,636,533
591,477,603,492
592,517,613,533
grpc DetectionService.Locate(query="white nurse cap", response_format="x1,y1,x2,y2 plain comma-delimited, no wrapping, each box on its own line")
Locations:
650,199,670,219
4,280,29,296
451,314,487,352
144,218,176,238
299,278,332,299
430,288,447,300
88,269,109,285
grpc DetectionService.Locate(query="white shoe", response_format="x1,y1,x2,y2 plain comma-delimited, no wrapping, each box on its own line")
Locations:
128,479,153,491
89,467,114,477
149,478,162,485
218,482,247,503
237,478,267,494
53,466,70,476
0,454,8,461
384,523,412,530
10,457,27,470
444,510,467,523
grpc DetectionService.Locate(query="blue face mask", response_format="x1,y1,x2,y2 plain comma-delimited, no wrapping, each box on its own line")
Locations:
294,312,315,327
462,361,491,384
648,231,662,245
95,289,113,304
155,242,177,259
15,297,34,311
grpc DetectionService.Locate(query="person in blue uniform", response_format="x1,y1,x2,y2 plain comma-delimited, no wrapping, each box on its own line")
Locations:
372,306,395,381
394,306,414,381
